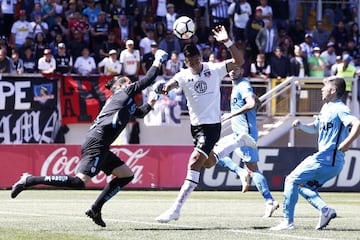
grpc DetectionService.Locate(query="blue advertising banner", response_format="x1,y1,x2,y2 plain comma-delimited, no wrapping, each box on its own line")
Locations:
200,147,360,191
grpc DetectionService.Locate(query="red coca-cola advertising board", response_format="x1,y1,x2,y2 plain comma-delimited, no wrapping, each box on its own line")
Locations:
2,145,360,191
0,144,191,189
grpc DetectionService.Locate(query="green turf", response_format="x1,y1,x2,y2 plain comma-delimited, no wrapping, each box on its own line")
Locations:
1,190,360,240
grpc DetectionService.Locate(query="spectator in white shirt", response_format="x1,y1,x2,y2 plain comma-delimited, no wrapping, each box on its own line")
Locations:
74,47,96,75
119,39,140,82
11,9,32,49
37,48,56,74
98,49,122,75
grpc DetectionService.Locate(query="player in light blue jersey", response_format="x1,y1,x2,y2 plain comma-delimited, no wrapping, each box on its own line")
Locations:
270,76,360,231
213,66,279,218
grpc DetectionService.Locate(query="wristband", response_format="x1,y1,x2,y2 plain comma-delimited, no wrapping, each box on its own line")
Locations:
224,39,233,48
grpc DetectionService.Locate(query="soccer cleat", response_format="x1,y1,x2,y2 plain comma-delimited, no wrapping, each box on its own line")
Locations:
155,209,180,223
238,132,257,149
315,207,336,230
238,170,251,193
264,200,279,218
85,208,106,227
154,49,168,65
11,173,32,199
270,220,295,230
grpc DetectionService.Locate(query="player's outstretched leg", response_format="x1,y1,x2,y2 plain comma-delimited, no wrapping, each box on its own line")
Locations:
85,208,106,227
11,173,32,198
85,176,134,227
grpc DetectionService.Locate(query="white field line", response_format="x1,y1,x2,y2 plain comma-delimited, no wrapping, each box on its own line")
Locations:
0,210,336,240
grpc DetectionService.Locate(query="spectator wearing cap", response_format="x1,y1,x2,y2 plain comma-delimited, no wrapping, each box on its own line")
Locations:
22,46,37,73
299,33,317,58
311,20,330,50
30,12,49,37
308,47,326,77
227,0,252,43
54,43,73,74
0,48,11,73
335,55,356,100
320,42,337,76
73,47,96,75
0,0,16,38
256,0,272,25
245,6,265,61
158,30,181,55
330,55,342,76
141,41,159,74
11,9,32,49
97,49,121,75
139,26,156,57
119,39,140,82
9,49,24,74
289,45,309,77
82,0,101,27
38,48,56,74
91,11,110,63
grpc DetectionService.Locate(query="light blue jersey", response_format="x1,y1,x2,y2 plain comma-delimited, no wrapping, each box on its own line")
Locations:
230,78,258,140
313,99,357,167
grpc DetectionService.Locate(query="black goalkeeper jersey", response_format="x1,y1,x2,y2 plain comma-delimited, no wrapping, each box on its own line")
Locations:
86,67,159,146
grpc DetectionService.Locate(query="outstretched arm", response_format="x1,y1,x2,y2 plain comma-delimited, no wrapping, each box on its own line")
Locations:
212,25,244,71
132,50,169,92
292,119,318,134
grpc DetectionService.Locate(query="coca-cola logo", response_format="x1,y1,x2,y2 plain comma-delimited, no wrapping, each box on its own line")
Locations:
41,147,149,185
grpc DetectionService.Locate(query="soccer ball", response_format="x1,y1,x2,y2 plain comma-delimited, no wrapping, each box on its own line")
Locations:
173,16,195,40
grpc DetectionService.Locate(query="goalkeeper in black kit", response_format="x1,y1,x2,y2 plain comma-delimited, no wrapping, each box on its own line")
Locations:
11,50,169,227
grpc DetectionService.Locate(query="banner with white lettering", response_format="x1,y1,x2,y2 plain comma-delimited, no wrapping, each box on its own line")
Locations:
0,76,59,143
60,75,112,124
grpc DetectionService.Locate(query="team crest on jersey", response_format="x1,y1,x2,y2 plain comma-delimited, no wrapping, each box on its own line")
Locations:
194,80,207,93
203,69,211,77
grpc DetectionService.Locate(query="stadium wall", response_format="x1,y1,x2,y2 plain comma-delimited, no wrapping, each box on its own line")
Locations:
1,144,360,191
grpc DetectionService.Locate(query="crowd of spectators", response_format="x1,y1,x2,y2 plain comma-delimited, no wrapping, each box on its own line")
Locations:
0,0,359,84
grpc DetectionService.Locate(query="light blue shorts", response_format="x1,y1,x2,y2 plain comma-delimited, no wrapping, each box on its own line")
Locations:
287,155,343,189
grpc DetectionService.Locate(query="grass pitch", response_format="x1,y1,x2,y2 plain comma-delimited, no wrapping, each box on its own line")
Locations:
1,190,359,240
